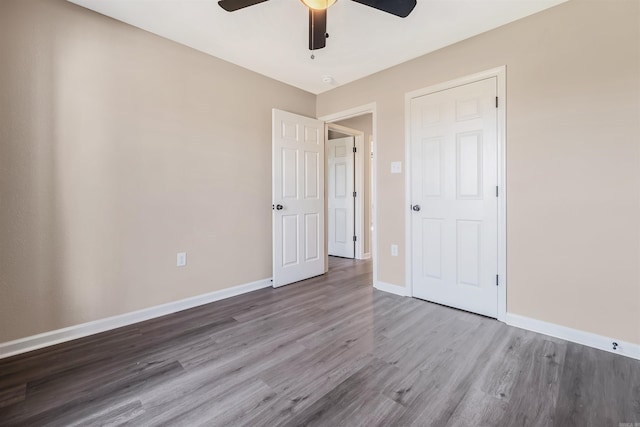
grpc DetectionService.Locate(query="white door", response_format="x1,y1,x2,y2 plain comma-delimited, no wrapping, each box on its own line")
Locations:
327,136,355,258
410,77,498,317
272,109,325,287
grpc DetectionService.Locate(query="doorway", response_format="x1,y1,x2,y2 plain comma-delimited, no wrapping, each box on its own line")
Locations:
326,116,373,264
272,104,377,288
326,120,372,261
321,105,376,277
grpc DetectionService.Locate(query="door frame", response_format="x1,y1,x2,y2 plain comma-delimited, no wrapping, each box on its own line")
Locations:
326,123,365,260
319,103,378,281
404,67,507,321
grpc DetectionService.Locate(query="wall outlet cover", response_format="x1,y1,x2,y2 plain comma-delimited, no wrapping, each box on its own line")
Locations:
177,252,187,267
391,161,402,174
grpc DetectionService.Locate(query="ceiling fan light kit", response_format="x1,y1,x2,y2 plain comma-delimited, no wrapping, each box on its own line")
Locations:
218,0,416,50
301,0,336,10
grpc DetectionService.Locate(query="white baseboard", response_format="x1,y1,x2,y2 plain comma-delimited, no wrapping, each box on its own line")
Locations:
0,278,272,360
505,313,640,361
374,281,407,297
359,252,372,260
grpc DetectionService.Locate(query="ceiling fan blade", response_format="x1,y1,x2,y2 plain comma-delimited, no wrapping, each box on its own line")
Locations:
350,0,416,18
309,8,327,50
218,0,269,12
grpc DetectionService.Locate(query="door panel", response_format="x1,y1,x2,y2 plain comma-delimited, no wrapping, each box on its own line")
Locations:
282,215,298,266
273,109,325,287
422,138,443,198
422,218,442,280
410,77,498,317
327,136,355,258
282,148,298,198
304,213,320,261
304,152,319,198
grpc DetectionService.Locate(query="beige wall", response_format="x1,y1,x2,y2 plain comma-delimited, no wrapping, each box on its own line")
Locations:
332,115,373,255
2,0,639,348
318,0,640,344
0,0,315,342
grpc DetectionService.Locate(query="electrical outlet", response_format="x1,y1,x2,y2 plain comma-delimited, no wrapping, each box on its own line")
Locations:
177,252,187,267
391,244,398,256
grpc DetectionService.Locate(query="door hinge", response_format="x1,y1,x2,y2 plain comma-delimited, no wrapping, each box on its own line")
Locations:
353,191,357,198
353,146,357,153
495,97,498,108
496,186,499,197
496,274,499,286
353,235,357,242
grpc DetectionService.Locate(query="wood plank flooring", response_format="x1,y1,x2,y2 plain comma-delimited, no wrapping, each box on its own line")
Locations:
0,257,638,426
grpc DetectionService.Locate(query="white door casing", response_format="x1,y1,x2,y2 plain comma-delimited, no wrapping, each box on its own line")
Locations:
409,77,498,317
327,136,355,258
319,103,378,284
272,109,325,287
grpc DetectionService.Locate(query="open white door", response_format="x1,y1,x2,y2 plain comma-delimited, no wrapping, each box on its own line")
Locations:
327,136,355,258
410,77,498,317
272,109,325,288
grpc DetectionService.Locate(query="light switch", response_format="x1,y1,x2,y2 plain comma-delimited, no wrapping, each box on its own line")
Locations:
391,161,402,174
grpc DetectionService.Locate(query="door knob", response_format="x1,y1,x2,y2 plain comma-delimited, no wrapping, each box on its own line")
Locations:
276,204,284,210
412,205,421,212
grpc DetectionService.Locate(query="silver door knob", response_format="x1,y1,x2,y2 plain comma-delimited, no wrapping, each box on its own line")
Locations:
412,205,421,212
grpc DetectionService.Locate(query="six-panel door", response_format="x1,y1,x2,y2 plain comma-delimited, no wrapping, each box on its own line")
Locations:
327,136,355,258
272,109,325,287
410,78,498,317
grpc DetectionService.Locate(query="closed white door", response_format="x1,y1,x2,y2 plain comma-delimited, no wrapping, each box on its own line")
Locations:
327,136,355,258
410,77,498,317
272,109,325,288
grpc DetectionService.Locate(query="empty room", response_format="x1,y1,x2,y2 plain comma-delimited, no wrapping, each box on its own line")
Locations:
0,0,639,425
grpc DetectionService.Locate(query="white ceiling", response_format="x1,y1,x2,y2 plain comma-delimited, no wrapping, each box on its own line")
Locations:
68,0,567,94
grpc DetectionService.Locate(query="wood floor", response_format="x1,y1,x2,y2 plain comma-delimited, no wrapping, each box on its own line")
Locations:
0,257,638,426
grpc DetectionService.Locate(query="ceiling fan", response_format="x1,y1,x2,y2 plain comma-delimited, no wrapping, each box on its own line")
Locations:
218,0,417,50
